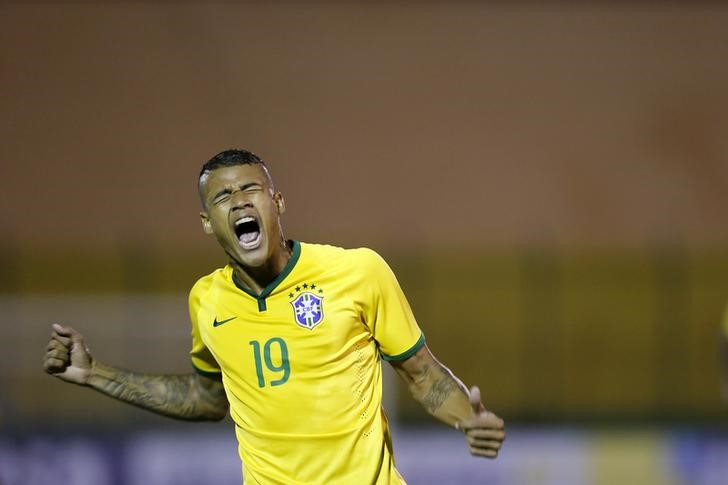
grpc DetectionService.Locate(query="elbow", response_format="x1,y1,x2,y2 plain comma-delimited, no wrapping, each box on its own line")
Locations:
205,403,229,421
189,408,226,422
211,410,228,422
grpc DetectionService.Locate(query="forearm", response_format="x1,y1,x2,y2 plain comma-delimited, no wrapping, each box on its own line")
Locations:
392,344,505,457
87,361,227,421
402,360,473,427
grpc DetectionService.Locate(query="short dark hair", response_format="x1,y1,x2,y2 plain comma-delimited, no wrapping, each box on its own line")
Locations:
199,149,267,179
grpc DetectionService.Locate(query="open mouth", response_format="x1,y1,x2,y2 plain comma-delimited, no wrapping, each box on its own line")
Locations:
234,216,262,249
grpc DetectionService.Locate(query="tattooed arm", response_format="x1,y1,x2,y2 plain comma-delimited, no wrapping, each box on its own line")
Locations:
43,324,228,421
390,345,505,458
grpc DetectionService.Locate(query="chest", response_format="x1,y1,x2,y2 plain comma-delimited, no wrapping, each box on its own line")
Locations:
196,281,370,377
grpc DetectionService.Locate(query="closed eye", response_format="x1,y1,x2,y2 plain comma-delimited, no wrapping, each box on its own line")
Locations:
241,183,262,193
212,191,231,205
211,183,262,205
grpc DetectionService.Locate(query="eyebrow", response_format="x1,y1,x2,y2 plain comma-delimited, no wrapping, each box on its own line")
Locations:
211,188,232,201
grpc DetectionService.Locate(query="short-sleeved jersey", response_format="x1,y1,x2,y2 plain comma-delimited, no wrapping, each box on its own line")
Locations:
189,241,424,484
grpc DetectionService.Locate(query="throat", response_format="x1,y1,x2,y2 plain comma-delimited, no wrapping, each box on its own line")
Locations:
232,269,267,296
230,242,293,296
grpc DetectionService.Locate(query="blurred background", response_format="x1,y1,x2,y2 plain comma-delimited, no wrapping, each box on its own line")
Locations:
2,1,728,484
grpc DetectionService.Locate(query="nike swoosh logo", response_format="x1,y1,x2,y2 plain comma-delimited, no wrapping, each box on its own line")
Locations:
213,316,237,327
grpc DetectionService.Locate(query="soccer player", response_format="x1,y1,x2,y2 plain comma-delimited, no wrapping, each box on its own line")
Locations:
43,149,505,484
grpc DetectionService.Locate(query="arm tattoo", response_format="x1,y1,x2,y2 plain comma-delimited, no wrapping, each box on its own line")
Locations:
391,347,470,422
89,364,227,421
421,368,460,413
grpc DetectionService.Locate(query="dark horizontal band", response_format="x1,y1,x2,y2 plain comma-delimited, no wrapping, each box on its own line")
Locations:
191,362,223,381
381,333,426,362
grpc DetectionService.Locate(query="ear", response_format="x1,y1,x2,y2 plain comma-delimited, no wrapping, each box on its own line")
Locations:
274,192,286,215
200,212,213,235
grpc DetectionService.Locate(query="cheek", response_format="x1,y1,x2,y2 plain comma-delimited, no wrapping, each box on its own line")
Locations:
259,205,280,231
209,209,230,231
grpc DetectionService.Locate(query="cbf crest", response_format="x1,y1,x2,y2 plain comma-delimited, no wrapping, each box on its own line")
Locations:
289,283,325,330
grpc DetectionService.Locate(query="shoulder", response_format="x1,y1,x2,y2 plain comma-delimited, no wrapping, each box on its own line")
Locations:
349,247,390,273
301,241,388,272
189,266,229,301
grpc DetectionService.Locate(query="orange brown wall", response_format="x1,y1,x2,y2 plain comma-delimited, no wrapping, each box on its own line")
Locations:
2,2,728,426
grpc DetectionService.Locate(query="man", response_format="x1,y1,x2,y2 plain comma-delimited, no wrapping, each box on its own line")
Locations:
43,149,505,484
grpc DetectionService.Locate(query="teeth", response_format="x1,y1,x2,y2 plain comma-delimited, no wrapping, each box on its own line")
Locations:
235,216,255,226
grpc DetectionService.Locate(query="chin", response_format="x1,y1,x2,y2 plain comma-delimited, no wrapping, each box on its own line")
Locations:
234,245,270,268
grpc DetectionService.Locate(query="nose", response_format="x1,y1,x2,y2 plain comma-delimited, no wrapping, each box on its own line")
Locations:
230,189,252,209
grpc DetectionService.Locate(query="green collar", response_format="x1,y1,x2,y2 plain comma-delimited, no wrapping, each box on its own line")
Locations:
231,240,301,312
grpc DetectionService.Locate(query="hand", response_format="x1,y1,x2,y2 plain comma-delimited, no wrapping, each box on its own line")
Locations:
456,386,505,458
42,324,93,385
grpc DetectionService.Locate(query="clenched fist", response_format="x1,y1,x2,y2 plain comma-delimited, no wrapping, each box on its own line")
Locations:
456,386,506,458
42,324,93,385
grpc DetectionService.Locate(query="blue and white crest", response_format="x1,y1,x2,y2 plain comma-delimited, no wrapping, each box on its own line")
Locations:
290,292,324,330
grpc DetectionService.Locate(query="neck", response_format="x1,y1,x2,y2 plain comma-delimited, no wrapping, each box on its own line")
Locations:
230,240,292,295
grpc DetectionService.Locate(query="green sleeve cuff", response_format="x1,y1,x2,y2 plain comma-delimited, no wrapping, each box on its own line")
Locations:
191,362,223,381
381,333,426,362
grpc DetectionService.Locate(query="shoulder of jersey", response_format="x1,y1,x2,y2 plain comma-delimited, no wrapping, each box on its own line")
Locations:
189,266,228,296
301,242,383,271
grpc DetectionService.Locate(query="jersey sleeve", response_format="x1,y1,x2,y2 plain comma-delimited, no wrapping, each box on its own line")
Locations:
189,278,222,380
357,248,425,361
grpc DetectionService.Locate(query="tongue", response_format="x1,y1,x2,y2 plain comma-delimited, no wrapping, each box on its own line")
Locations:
239,231,259,244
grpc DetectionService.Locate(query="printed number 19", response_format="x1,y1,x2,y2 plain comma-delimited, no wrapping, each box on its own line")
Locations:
249,338,290,387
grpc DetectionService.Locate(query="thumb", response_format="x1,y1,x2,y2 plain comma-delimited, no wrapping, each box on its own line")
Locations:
54,324,89,359
54,323,83,344
455,385,486,431
469,385,485,414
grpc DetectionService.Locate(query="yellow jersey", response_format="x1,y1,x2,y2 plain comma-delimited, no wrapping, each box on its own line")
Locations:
189,241,424,484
